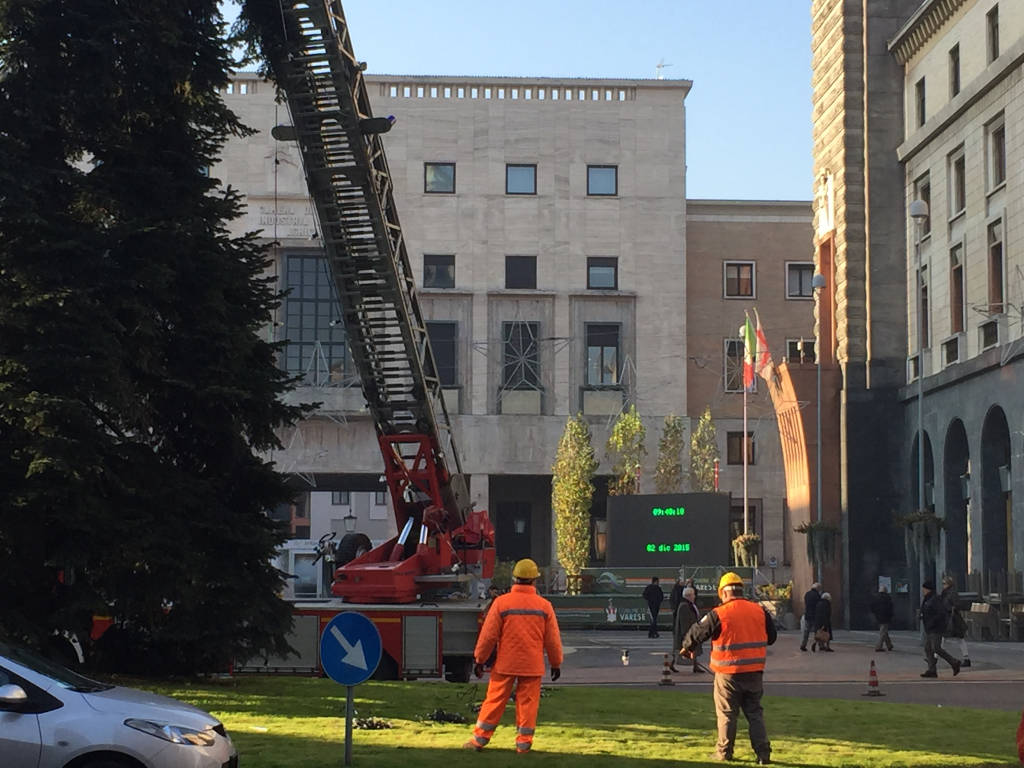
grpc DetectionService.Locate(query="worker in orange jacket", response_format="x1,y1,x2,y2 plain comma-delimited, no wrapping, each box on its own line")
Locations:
680,572,777,764
464,557,563,754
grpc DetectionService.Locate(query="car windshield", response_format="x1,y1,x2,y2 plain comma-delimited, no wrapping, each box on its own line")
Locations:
0,640,113,692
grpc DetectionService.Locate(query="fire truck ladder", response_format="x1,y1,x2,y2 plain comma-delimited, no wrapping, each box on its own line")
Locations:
257,0,493,601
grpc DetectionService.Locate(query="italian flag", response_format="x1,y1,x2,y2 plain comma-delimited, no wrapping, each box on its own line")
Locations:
739,313,757,390
739,310,776,390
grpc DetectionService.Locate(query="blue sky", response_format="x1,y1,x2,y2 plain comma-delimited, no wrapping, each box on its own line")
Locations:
228,1,812,201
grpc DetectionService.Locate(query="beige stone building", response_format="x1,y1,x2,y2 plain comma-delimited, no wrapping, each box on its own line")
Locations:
218,74,693,569
891,0,1023,587
686,200,815,573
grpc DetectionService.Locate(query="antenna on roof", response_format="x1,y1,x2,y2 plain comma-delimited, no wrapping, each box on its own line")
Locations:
656,58,673,79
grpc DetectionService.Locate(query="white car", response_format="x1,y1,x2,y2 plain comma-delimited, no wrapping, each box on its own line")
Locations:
0,641,237,768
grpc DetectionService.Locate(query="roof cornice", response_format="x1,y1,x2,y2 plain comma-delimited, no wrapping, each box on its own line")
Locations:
888,0,967,65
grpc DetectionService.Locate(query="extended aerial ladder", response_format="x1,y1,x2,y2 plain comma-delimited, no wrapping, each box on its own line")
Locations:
248,0,495,602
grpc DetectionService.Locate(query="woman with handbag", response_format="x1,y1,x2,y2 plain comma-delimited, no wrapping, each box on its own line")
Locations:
812,592,834,652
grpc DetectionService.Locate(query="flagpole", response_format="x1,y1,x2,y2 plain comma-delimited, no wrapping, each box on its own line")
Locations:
743,361,749,535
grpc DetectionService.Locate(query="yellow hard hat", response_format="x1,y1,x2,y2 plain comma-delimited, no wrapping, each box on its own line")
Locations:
512,558,541,580
718,572,743,591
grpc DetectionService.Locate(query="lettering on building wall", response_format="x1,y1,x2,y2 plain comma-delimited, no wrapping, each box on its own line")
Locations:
251,200,316,239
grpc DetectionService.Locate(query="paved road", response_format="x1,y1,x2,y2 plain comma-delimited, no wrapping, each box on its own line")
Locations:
556,628,1024,711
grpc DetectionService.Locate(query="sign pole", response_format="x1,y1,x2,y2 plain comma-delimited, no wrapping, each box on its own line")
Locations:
318,611,382,768
345,685,354,766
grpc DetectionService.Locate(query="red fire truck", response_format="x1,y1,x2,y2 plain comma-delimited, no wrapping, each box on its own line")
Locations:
245,0,497,680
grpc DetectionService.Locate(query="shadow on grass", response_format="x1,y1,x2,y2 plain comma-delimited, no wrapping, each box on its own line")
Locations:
140,678,1019,767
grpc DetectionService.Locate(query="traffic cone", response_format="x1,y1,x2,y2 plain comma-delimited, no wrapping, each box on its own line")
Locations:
862,659,884,697
658,653,675,686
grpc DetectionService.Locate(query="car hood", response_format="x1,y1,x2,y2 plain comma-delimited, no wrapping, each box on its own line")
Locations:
83,686,220,729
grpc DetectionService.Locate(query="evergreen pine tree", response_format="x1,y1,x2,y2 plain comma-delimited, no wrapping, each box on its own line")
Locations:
0,0,305,672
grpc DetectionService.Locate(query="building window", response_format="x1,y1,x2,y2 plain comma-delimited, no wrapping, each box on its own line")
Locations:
506,164,537,195
787,338,816,363
724,261,755,298
587,165,618,196
505,255,537,289
423,254,455,289
727,432,756,465
786,262,814,299
949,243,965,334
331,491,351,506
374,491,387,506
587,257,618,289
987,117,1006,189
949,44,960,97
918,266,930,350
915,77,926,128
729,501,761,551
503,321,540,389
724,338,746,393
426,321,458,386
283,253,349,383
988,220,1004,314
585,324,619,386
949,147,966,217
424,162,455,193
987,5,999,63
914,174,931,237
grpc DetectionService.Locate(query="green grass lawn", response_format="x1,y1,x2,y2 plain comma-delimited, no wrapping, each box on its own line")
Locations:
139,676,1020,767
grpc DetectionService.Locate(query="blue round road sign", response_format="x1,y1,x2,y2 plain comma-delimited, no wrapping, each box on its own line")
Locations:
319,612,382,686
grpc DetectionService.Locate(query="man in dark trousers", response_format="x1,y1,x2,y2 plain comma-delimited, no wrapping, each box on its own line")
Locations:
870,585,895,652
799,581,821,651
920,580,961,678
643,576,664,638
680,572,777,764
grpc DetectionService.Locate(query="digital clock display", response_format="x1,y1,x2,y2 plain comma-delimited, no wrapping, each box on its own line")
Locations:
605,493,730,566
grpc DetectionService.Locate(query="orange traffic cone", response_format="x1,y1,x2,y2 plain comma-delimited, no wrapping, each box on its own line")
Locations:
658,653,675,686
862,659,884,697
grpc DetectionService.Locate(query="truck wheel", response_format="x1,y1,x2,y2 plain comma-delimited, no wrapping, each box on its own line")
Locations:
372,652,398,680
444,656,473,683
335,533,372,566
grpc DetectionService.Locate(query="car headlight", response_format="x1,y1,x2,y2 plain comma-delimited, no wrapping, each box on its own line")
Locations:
124,718,217,746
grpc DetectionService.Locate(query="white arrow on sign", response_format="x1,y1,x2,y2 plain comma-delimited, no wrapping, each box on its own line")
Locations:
330,625,368,671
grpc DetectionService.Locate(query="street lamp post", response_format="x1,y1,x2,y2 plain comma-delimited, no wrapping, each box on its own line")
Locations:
812,272,826,584
909,199,929,608
909,200,929,517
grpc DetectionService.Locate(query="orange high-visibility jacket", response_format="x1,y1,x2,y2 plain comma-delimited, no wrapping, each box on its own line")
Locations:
709,598,769,674
475,584,563,676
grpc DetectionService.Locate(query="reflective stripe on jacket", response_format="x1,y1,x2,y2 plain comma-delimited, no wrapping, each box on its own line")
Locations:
709,598,769,674
474,584,563,676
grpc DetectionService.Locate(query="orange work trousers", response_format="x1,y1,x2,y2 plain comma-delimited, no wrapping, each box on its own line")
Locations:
469,672,542,753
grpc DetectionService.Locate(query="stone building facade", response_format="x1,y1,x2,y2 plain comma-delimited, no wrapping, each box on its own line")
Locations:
685,200,815,571
891,0,1023,588
216,71,816,585
810,0,1022,627
219,74,692,570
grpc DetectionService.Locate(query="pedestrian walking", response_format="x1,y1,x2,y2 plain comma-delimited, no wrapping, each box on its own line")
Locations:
672,586,704,673
643,576,665,638
464,558,563,754
680,572,777,764
811,591,833,652
670,576,685,620
799,582,821,651
919,580,961,678
870,585,895,652
941,575,970,667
